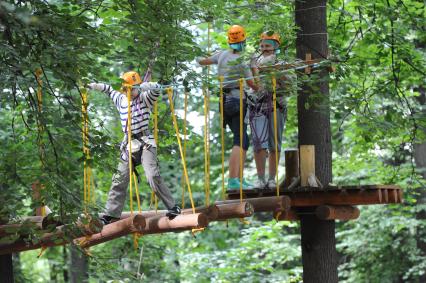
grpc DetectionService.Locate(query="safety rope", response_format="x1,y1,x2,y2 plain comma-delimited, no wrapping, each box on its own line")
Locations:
239,78,244,203
166,87,196,213
219,76,225,200
272,75,279,197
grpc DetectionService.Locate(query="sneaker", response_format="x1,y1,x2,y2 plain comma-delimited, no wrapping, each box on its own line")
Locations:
166,205,181,220
253,178,267,190
267,178,277,189
227,178,254,191
100,215,120,225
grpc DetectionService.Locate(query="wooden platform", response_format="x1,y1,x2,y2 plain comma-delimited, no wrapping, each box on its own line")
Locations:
226,185,403,206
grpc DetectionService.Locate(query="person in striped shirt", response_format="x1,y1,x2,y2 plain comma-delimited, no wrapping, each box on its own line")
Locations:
88,71,181,223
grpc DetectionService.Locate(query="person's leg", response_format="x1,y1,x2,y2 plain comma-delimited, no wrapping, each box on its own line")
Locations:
104,159,130,218
268,107,286,186
250,113,269,180
141,146,176,210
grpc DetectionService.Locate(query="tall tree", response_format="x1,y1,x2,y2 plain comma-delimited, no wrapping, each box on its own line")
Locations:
295,0,338,282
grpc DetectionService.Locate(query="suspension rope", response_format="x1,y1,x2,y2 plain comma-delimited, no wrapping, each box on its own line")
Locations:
239,78,244,203
35,68,46,216
219,76,226,200
166,87,196,213
272,75,279,197
81,87,92,214
203,21,212,206
153,101,159,211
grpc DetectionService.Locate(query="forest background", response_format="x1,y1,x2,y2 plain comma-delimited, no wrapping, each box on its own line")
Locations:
0,0,425,282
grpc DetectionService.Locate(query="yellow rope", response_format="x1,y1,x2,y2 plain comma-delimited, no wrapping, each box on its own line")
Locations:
166,87,196,213
153,101,159,210
272,75,279,197
35,69,46,216
81,87,89,213
181,90,188,209
125,86,134,217
219,76,225,200
239,78,244,203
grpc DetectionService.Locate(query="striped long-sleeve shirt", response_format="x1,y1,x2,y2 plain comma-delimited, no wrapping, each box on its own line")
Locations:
91,83,160,160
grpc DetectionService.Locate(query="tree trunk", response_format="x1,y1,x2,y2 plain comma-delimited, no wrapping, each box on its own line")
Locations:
295,0,338,282
413,87,426,283
0,254,14,283
70,246,89,283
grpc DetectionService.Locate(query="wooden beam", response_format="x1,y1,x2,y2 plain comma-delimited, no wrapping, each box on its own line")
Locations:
0,218,103,255
216,196,291,212
76,214,145,248
142,213,208,235
315,205,360,220
215,202,254,220
299,145,315,187
282,148,299,189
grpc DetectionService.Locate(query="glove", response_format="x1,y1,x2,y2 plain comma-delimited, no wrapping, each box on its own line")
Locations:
87,83,103,91
196,56,205,66
139,82,159,91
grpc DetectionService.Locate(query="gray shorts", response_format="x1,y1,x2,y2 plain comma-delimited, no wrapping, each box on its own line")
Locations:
250,107,286,152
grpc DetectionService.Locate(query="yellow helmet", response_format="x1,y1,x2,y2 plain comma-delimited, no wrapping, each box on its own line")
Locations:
227,25,246,44
121,71,142,86
260,32,281,45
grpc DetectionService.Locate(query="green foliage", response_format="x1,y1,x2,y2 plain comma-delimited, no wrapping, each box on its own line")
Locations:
1,0,425,282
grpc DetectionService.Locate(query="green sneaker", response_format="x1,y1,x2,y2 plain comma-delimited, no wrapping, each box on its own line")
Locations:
227,178,254,191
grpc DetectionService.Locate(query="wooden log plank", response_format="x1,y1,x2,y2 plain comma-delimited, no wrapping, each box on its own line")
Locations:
315,205,360,220
119,205,219,221
0,219,103,255
288,189,389,207
215,202,254,220
76,215,145,248
142,213,208,235
216,196,291,212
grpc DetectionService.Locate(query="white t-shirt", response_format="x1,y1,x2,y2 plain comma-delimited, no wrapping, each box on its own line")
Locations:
208,49,252,94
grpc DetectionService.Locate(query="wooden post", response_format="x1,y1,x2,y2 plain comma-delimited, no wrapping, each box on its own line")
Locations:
315,205,360,221
75,214,145,248
304,53,312,74
31,182,51,216
283,148,300,188
300,145,315,187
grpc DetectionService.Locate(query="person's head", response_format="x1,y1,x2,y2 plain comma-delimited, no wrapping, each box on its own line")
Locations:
121,71,142,98
227,25,246,52
260,32,281,55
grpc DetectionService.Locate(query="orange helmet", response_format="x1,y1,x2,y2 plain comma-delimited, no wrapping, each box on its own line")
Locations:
227,25,246,44
121,71,142,86
260,32,281,45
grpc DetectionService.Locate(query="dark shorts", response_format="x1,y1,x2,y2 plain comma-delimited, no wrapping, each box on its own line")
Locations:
221,96,250,150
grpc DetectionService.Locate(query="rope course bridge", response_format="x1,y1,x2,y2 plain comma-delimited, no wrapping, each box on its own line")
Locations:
0,53,402,256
